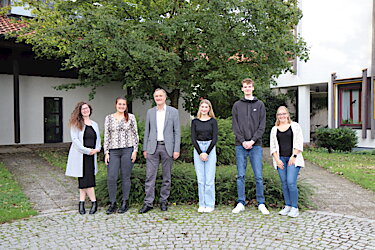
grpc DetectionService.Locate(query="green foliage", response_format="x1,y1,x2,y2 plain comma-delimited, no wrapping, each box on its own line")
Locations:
0,162,37,223
11,0,308,110
304,148,375,192
95,162,313,209
180,118,236,165
258,88,288,147
315,127,358,152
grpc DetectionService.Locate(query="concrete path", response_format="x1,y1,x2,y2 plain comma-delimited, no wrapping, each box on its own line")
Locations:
262,148,375,220
0,152,77,214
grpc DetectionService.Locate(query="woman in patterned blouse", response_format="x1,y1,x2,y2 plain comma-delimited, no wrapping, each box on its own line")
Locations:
104,97,139,214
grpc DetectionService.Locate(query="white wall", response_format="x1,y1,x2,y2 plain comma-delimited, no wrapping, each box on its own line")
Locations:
0,75,191,145
355,130,375,148
0,75,14,145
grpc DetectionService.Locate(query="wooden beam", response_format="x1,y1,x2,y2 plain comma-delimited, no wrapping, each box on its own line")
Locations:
330,73,337,128
12,49,20,143
361,69,367,139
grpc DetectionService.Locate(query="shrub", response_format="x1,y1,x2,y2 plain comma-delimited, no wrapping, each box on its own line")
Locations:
180,118,236,165
95,162,313,209
315,127,358,152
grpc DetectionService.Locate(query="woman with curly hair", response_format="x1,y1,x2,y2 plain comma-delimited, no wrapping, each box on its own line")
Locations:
66,102,101,215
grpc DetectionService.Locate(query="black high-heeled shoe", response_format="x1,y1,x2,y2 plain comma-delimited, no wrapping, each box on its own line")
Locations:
118,200,129,213
106,202,117,214
89,201,97,214
79,201,86,215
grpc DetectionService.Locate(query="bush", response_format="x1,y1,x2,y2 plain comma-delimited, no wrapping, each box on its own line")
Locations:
95,162,313,209
316,127,358,152
180,118,236,165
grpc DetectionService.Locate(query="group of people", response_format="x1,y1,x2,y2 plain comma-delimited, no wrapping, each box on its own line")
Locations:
66,78,305,218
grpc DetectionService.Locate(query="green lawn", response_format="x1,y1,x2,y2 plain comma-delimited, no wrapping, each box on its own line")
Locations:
304,149,375,192
0,162,37,223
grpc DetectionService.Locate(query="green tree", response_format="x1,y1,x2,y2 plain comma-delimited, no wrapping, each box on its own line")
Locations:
8,0,308,112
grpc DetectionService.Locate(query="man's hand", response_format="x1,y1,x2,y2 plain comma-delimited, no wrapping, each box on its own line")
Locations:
143,151,148,159
173,152,180,160
242,140,255,149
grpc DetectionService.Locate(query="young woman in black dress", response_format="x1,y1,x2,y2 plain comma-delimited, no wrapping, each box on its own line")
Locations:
66,102,101,214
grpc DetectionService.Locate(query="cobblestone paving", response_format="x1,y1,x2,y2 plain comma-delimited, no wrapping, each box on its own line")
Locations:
1,206,374,249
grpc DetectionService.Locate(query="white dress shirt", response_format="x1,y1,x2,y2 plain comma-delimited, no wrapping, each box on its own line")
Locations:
156,104,166,141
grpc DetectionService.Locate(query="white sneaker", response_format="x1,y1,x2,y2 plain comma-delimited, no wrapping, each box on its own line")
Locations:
204,207,214,213
287,207,299,217
258,204,270,215
232,203,245,213
278,206,292,216
198,206,205,213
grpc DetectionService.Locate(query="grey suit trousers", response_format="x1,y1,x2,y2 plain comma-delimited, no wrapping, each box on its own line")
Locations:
144,144,173,206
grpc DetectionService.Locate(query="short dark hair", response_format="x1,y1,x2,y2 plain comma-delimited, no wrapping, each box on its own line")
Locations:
241,78,254,86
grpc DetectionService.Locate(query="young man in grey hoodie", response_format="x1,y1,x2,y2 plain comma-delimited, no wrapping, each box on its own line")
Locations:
231,78,269,215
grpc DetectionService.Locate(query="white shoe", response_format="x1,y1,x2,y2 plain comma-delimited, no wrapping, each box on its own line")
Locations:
204,207,214,213
258,204,270,215
287,207,299,217
198,207,205,213
278,206,292,216
232,203,245,213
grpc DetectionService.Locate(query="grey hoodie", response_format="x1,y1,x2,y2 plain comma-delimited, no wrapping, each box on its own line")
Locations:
232,97,266,146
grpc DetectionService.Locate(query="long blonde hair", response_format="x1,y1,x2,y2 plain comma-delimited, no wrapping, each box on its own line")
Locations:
275,106,292,126
197,99,215,119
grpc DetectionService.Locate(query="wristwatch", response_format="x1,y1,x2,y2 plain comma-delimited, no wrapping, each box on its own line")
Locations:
293,154,297,158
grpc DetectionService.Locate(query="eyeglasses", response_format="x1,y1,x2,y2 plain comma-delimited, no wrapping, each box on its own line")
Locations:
277,113,288,116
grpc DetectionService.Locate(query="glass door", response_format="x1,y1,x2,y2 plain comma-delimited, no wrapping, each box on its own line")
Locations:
44,97,63,143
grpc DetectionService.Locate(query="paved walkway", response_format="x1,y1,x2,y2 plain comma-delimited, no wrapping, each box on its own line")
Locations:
0,152,77,214
0,148,374,249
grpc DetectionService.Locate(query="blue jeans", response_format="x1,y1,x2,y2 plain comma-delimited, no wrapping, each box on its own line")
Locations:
194,141,217,208
235,145,265,205
277,156,301,208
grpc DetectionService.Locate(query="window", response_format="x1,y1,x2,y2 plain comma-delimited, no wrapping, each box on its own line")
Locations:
339,85,361,126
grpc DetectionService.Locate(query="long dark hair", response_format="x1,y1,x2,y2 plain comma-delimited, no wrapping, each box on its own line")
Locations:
69,101,92,130
116,97,129,122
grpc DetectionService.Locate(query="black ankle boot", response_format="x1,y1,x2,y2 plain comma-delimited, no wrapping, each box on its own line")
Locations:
106,202,117,214
89,201,97,214
79,201,86,215
118,200,129,213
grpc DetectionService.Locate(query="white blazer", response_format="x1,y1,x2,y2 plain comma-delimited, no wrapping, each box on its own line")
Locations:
270,121,305,169
65,121,101,177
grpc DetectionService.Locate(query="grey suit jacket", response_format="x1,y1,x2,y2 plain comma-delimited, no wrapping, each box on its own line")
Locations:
143,105,181,157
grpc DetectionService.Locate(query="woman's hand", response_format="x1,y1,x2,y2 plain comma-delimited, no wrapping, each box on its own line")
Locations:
200,153,208,162
288,156,296,166
89,149,99,155
131,151,137,163
276,159,284,169
105,153,110,166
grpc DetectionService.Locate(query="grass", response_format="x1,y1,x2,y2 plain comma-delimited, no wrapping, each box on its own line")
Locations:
304,148,375,192
39,150,313,209
0,162,37,223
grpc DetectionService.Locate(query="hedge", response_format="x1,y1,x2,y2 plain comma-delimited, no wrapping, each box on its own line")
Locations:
316,127,358,152
95,162,313,209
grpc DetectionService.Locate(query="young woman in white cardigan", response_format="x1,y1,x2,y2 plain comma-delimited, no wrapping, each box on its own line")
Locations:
270,106,304,217
66,102,101,215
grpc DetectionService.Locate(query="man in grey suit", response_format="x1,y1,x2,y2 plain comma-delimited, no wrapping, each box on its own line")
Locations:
139,88,181,213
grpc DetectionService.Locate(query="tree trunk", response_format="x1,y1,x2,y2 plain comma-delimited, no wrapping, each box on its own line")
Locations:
169,89,180,109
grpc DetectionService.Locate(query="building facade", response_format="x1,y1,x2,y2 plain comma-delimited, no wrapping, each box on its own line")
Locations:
275,0,375,148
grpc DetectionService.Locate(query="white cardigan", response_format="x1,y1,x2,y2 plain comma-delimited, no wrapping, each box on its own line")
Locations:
65,121,101,177
270,122,305,169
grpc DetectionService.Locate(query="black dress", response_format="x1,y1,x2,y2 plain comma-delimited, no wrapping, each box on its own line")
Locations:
78,125,96,189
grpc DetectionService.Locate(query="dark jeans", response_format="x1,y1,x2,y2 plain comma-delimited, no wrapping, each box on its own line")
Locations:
144,144,173,207
107,147,134,203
